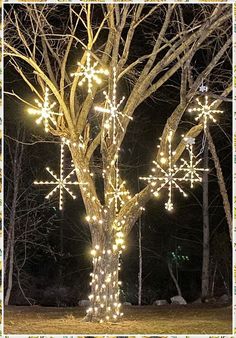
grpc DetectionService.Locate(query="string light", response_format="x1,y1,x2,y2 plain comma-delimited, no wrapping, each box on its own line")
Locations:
28,87,62,132
106,159,131,214
95,67,133,144
140,131,187,211
34,142,81,210
61,136,85,150
71,50,109,93
188,95,223,130
181,136,209,188
86,246,123,322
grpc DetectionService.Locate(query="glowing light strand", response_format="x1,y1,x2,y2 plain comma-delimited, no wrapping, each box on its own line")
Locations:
106,159,131,214
140,131,187,211
181,137,209,188
87,244,124,322
188,95,223,130
28,87,62,132
95,67,133,144
71,51,109,93
34,142,80,210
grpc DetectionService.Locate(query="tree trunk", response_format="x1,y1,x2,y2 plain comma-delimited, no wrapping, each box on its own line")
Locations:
85,235,122,322
5,227,14,305
202,141,210,299
58,209,64,285
210,262,217,297
138,217,142,306
167,261,182,296
207,130,232,241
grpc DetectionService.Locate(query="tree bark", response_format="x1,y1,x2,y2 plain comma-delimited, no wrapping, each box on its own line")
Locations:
167,261,182,296
207,130,232,241
201,141,210,299
5,227,14,305
85,233,121,322
138,217,142,306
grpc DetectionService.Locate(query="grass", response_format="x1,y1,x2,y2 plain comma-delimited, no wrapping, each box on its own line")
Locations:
4,304,232,334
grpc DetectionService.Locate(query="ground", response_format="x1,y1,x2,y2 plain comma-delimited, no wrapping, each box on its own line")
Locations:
5,304,232,334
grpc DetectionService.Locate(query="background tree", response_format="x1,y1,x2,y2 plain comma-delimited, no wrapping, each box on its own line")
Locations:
4,125,58,305
4,3,232,322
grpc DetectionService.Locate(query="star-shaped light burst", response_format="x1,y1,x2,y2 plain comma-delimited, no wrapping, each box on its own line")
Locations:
188,95,223,130
181,137,209,188
28,87,62,132
34,142,80,210
71,51,109,93
140,131,187,211
106,160,131,214
95,67,133,144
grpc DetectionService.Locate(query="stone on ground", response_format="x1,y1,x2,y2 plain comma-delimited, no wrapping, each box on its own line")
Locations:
192,297,202,304
170,295,187,305
218,294,230,303
153,299,168,306
78,300,90,306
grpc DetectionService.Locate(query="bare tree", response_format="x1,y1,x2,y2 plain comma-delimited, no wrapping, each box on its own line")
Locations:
4,4,232,322
201,140,209,299
4,130,57,305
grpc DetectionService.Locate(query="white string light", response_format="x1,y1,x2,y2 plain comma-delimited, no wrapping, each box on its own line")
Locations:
140,131,187,211
28,87,62,132
71,50,109,93
95,67,133,144
34,142,80,210
106,158,131,214
189,95,223,130
181,136,209,188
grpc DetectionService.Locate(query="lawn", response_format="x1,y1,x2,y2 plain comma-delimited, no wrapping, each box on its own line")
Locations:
4,304,232,334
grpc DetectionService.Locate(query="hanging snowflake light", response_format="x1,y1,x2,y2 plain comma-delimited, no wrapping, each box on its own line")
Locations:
28,87,62,132
140,131,187,211
106,159,131,214
34,142,80,210
188,95,223,130
181,136,209,188
71,50,109,93
95,67,133,144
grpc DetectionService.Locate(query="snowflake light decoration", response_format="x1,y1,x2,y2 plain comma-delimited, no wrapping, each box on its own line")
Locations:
34,142,80,210
106,160,131,214
95,67,133,144
181,137,209,188
28,87,62,133
71,51,109,93
188,95,223,130
140,131,187,211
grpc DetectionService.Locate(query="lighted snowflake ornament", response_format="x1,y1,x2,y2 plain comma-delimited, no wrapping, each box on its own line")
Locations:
71,51,109,93
107,161,131,213
95,67,133,144
140,131,187,211
34,142,80,210
189,95,223,130
180,137,209,188
28,87,62,132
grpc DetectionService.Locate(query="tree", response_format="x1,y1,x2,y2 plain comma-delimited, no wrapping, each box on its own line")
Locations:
4,4,232,322
201,140,209,299
4,127,57,305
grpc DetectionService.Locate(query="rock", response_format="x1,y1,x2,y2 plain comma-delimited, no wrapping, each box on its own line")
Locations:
78,300,90,307
204,297,216,303
170,295,187,305
218,294,230,303
153,299,168,306
192,298,202,304
123,302,132,306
